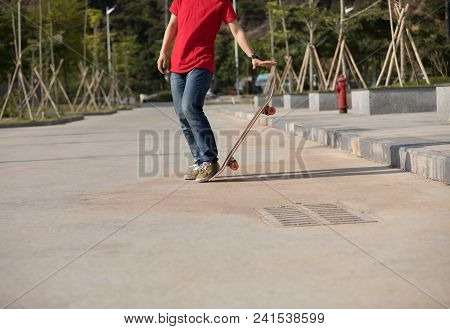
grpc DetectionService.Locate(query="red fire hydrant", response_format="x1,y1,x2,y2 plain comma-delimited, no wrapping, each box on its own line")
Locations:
336,75,348,114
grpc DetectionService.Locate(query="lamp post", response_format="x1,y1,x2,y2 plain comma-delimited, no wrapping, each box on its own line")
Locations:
106,6,116,76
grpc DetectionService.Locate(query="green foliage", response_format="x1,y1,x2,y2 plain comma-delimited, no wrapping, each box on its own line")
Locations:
0,0,448,98
114,34,142,88
86,8,104,68
0,5,15,81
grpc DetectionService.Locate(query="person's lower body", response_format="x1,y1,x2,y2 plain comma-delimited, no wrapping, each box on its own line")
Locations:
170,68,220,182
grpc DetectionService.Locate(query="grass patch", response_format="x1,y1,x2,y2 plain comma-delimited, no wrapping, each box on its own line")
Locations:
0,113,83,126
382,76,450,88
143,90,173,102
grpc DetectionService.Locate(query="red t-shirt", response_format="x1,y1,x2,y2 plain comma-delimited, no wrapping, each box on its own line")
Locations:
169,0,238,73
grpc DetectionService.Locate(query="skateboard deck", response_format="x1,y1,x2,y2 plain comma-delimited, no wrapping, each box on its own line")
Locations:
210,83,276,182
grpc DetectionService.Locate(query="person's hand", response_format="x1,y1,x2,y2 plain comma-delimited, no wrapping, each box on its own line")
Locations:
252,58,277,70
157,52,168,74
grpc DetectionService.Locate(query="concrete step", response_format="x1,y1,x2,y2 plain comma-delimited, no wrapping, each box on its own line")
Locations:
216,108,450,185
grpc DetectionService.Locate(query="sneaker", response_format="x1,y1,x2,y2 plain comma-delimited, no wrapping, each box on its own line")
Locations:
184,164,201,180
196,161,220,183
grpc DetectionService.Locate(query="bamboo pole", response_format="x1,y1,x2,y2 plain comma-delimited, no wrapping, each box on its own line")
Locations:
0,62,20,119
34,68,60,117
308,0,315,91
388,0,402,86
326,39,340,89
399,0,405,83
278,0,293,93
41,60,63,110
278,56,292,94
25,75,41,106
297,46,309,92
345,45,368,88
83,0,88,67
77,76,95,112
344,50,357,84
18,0,21,61
265,7,277,95
385,8,408,86
74,64,89,109
298,47,310,92
39,0,43,77
56,79,74,112
48,1,55,68
393,2,430,85
404,42,419,83
339,0,346,76
100,86,113,110
18,70,33,119
331,39,345,90
268,9,275,60
11,9,18,60
309,35,314,91
376,7,407,86
312,46,326,89
406,28,431,84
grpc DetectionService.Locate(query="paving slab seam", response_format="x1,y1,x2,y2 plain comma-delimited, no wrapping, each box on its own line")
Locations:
257,178,449,309
217,109,450,185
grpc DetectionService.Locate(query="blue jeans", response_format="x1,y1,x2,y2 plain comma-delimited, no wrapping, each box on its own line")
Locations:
170,68,218,164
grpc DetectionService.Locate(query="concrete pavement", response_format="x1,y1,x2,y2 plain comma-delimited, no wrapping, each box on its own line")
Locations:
0,104,449,308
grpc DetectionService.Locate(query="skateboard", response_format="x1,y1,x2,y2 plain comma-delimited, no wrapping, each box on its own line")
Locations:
210,82,276,181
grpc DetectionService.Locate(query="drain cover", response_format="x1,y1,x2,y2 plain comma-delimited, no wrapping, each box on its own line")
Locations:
256,203,377,228
258,206,321,227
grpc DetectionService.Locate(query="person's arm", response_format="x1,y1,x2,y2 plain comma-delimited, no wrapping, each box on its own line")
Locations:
157,14,178,74
228,20,276,69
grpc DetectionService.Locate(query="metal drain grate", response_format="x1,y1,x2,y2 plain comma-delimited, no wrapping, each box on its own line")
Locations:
256,203,377,228
257,206,321,227
301,203,373,225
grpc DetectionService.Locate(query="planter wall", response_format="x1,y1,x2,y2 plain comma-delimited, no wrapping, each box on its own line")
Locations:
271,95,283,108
437,86,450,120
283,94,309,110
309,92,351,111
254,95,289,109
352,87,436,115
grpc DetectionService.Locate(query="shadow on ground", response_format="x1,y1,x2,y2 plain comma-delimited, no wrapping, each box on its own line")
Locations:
212,166,404,183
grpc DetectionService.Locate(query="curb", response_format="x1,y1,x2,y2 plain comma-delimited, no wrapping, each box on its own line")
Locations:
0,107,136,129
0,115,85,129
80,109,118,116
218,109,450,185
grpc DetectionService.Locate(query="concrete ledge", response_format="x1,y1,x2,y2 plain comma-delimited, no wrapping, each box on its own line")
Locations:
254,95,285,108
283,123,450,184
271,95,283,108
309,92,351,111
217,108,450,184
283,94,309,110
399,147,450,183
437,86,450,120
253,96,260,107
352,87,436,115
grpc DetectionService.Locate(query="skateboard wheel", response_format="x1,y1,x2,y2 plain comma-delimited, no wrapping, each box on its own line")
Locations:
229,160,239,171
263,106,276,116
266,107,276,116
